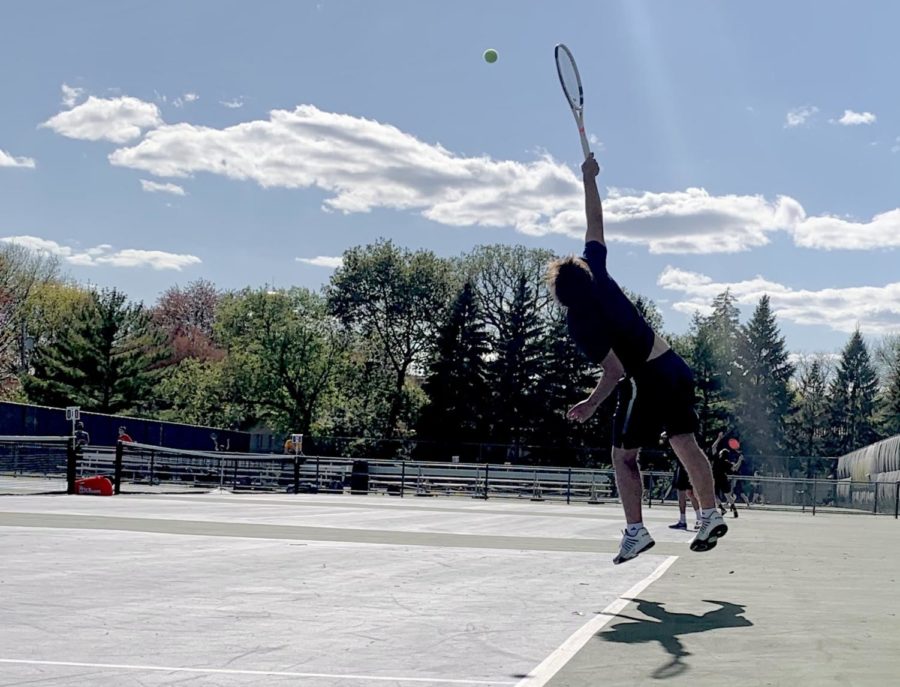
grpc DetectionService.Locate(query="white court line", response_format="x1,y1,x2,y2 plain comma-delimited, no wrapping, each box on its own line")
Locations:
0,659,516,685
514,555,679,687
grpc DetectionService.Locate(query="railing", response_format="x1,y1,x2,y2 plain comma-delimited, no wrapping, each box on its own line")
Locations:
63,443,900,518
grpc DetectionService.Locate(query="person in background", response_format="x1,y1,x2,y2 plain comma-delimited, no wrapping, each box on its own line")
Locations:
74,421,90,449
117,426,134,443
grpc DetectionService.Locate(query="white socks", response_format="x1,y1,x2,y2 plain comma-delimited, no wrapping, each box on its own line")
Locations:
700,507,718,519
625,522,644,535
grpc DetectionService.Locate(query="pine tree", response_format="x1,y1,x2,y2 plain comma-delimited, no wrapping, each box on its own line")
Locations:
735,296,795,455
486,275,545,460
876,337,900,437
416,282,491,460
827,330,880,454
530,308,601,465
789,357,831,457
24,288,169,413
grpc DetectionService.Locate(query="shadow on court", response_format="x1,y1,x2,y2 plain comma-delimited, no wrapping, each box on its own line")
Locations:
599,598,753,679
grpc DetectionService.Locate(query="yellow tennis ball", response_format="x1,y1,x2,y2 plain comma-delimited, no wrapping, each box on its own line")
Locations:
483,48,498,64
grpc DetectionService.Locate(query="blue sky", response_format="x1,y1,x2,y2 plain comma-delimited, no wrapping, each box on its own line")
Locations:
2,0,899,354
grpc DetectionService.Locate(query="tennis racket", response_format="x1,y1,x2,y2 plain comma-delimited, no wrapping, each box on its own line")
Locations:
554,43,591,160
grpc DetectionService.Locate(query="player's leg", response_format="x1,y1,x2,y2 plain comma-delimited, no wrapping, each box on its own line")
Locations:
669,487,688,529
610,381,655,564
687,488,701,529
611,445,655,564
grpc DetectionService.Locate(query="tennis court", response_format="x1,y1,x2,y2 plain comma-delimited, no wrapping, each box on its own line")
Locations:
1,493,897,686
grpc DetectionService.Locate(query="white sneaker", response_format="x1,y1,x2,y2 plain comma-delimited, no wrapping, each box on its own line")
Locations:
690,510,728,552
693,520,701,530
613,527,655,565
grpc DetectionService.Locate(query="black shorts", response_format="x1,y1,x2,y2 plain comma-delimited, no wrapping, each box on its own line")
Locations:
612,350,699,450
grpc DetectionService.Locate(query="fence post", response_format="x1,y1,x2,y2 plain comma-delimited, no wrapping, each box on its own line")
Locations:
315,455,320,493
66,437,77,494
812,479,817,516
874,482,879,515
293,456,300,495
114,441,123,495
894,482,899,519
484,462,490,499
400,461,406,498
647,474,653,509
566,468,572,505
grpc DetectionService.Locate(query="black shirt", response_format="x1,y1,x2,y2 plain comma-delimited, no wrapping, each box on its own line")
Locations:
568,241,656,375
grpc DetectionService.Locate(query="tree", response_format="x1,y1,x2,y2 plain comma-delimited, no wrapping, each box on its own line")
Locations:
874,335,900,437
485,274,546,459
827,330,880,454
152,279,223,363
0,243,60,396
216,287,348,434
734,296,795,456
530,306,603,465
24,288,168,413
155,357,244,429
462,244,556,338
788,355,831,458
416,282,491,460
327,240,454,437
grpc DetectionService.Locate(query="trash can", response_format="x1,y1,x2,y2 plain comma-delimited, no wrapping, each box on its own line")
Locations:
350,460,369,495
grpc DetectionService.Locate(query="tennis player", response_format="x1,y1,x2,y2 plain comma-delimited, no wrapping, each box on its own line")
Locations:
546,154,728,564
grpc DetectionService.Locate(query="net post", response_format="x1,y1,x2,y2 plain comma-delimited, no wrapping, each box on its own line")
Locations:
315,455,320,493
894,482,899,519
400,460,406,498
66,437,77,494
484,462,490,500
812,479,817,516
874,482,879,515
566,467,572,505
114,441,124,495
293,456,300,495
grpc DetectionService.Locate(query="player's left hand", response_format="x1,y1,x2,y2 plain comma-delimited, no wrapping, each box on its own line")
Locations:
567,398,598,423
581,154,599,178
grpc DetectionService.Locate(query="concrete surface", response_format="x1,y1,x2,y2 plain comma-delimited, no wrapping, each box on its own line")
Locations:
0,493,897,686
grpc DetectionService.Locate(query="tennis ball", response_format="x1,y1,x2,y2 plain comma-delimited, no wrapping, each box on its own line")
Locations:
483,48,498,64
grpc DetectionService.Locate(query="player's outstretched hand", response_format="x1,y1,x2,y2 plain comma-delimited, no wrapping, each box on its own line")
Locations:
567,398,598,423
581,154,599,179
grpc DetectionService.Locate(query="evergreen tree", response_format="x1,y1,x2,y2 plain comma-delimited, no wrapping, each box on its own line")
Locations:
686,312,731,446
24,288,168,413
530,307,602,465
735,296,795,455
486,275,545,460
827,330,880,454
788,356,831,458
875,336,900,437
416,282,491,460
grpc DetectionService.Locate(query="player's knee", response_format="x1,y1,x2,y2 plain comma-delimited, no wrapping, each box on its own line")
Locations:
612,447,639,470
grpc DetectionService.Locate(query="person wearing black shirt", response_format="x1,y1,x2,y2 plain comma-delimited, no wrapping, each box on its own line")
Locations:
546,154,728,564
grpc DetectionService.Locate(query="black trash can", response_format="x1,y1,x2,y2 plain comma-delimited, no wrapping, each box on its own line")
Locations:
350,460,369,495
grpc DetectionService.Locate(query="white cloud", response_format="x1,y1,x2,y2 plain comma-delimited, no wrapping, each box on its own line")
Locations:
0,149,36,169
220,97,245,109
785,105,818,128
0,235,200,271
61,83,85,108
791,209,900,250
658,266,900,335
172,92,200,108
42,95,163,143
892,136,900,154
140,179,186,196
836,109,876,126
296,255,343,268
38,98,900,255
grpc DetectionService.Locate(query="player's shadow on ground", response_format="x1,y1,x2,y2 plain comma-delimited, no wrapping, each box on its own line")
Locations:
599,598,753,679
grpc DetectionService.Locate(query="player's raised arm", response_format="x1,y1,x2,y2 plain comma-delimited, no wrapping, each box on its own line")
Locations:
582,154,604,245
